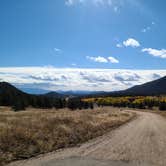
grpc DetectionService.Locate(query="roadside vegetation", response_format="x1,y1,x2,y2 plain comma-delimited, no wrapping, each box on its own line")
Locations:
0,107,134,165
83,96,166,111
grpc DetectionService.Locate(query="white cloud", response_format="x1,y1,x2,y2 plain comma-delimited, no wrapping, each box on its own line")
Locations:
54,48,62,53
65,0,74,6
65,0,122,12
113,6,118,12
108,56,119,63
141,26,150,33
65,0,112,6
142,48,166,58
86,56,108,63
0,67,165,91
123,38,140,48
86,56,119,63
116,43,123,48
71,63,77,66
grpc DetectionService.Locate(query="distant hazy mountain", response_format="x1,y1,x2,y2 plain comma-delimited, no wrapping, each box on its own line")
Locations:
45,91,66,98
57,90,105,96
20,88,50,95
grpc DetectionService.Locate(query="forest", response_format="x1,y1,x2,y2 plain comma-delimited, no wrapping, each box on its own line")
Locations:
83,96,166,111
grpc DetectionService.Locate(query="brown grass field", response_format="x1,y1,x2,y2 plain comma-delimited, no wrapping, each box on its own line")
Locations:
0,106,135,165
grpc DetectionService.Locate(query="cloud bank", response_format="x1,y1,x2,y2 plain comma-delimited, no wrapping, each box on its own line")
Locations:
0,67,165,91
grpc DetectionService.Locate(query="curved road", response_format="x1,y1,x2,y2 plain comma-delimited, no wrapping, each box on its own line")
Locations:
8,111,166,166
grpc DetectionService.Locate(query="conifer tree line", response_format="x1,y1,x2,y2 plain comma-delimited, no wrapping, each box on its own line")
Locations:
0,94,93,111
0,82,94,111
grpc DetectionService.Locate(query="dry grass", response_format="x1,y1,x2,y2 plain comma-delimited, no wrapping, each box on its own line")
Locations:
0,106,134,165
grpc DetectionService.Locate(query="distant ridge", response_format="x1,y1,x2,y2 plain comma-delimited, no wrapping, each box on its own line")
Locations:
0,82,28,96
0,75,166,106
120,76,166,96
0,82,30,106
45,91,66,98
84,76,166,97
94,76,166,97
0,82,65,109
19,88,50,95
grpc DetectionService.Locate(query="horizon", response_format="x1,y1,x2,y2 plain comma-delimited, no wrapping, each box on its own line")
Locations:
0,67,166,92
0,0,166,91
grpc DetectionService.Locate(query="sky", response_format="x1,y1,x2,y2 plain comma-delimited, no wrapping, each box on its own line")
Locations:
0,0,166,91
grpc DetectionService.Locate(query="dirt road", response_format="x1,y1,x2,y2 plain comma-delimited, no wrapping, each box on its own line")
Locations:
8,111,166,166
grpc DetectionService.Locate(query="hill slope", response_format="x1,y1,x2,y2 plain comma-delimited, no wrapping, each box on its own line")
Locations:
88,76,166,97
0,82,30,106
0,82,65,109
121,76,166,96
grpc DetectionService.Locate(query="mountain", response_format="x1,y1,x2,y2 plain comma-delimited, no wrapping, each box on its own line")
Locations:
121,76,166,96
84,76,166,97
45,91,66,98
57,90,106,96
0,82,65,110
0,82,30,106
19,88,50,95
91,76,166,97
0,82,28,96
1,75,166,109
45,90,104,98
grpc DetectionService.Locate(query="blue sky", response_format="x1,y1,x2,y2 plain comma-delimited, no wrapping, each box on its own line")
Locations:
0,0,166,91
0,0,166,69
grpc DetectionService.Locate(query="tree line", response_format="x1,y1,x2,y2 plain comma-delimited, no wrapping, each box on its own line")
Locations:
0,92,93,111
83,96,166,111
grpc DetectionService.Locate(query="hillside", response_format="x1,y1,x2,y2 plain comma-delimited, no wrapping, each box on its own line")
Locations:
0,82,30,106
87,76,166,97
0,82,28,95
119,76,166,96
0,82,93,111
0,82,65,110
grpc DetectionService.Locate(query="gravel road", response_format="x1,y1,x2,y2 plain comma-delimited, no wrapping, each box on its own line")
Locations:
8,110,166,166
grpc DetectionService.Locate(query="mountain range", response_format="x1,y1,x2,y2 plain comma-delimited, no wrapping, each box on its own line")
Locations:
42,76,166,97
0,76,166,105
117,76,166,96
